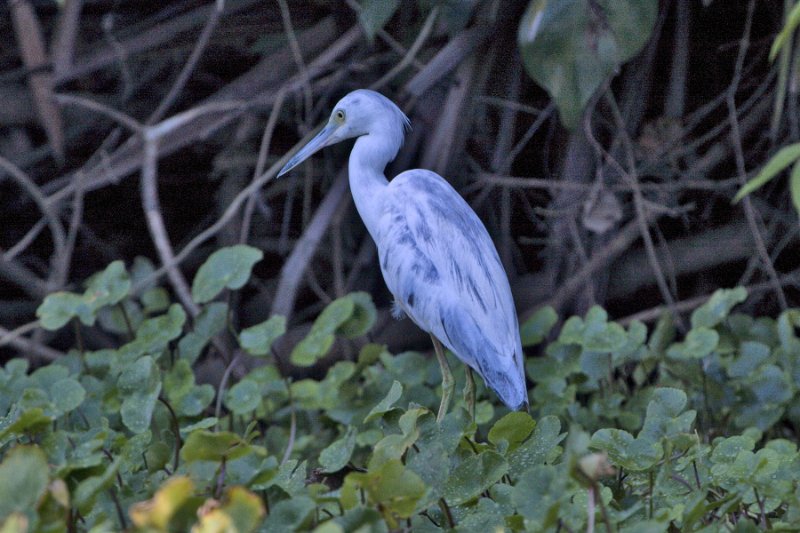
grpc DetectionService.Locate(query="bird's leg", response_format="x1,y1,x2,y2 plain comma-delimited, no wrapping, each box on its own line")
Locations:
463,367,475,421
431,335,454,424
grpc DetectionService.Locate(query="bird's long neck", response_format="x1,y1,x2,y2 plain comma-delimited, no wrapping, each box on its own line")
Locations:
348,133,394,241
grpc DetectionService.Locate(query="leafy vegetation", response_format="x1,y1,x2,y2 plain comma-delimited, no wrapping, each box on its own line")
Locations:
2,251,800,531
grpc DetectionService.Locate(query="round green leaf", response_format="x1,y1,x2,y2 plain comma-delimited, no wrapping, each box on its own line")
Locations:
180,430,248,463
488,411,536,451
520,306,558,347
36,292,92,330
690,288,748,329
518,0,657,129
337,292,377,338
319,427,357,473
262,496,315,531
666,327,719,360
225,379,262,415
443,451,508,505
0,446,50,522
357,0,399,41
192,245,263,304
118,356,161,434
364,380,403,423
84,260,131,310
239,316,286,356
49,377,86,414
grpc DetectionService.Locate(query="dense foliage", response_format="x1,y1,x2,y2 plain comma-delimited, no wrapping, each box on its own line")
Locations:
1,250,799,531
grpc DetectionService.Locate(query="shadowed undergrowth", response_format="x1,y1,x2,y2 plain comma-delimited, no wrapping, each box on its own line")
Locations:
1,252,799,531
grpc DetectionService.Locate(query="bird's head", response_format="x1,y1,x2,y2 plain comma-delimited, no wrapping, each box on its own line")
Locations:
278,89,410,177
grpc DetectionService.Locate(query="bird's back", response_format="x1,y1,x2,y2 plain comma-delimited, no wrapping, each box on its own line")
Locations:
374,168,527,410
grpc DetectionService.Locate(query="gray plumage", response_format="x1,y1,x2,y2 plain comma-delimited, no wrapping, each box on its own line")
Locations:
279,89,528,411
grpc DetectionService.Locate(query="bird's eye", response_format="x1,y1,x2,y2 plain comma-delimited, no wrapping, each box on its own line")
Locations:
334,109,346,123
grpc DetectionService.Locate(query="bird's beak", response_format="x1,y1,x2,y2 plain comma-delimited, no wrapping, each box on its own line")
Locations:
278,122,339,177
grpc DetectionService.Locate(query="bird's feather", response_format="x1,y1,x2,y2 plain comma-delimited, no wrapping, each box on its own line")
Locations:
374,169,527,409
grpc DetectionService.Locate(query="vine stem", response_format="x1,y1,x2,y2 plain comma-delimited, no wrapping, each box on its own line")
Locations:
158,396,182,472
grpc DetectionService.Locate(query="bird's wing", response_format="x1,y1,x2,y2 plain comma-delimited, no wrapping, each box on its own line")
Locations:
375,169,526,408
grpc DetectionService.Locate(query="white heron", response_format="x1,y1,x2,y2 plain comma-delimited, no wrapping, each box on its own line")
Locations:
278,89,528,420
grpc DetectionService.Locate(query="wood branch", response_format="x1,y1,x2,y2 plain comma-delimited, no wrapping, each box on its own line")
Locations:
46,18,346,208
53,0,262,85
270,170,350,320
51,0,83,79
10,0,65,161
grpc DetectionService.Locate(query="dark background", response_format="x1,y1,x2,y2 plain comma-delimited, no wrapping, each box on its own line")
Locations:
1,0,797,368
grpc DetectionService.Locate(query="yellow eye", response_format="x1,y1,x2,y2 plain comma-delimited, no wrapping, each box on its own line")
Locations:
334,109,345,123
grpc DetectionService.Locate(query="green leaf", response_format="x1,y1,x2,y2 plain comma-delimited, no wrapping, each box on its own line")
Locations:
37,261,131,330
144,441,171,473
791,159,800,215
36,292,92,330
262,496,315,531
357,0,399,41
192,245,263,304
177,385,215,417
319,427,357,473
443,451,508,505
290,296,355,366
488,411,536,452
118,356,161,433
219,486,265,533
129,476,197,531
83,260,131,310
639,387,695,441
511,464,568,527
141,287,171,313
590,428,661,471
770,1,800,61
559,306,627,352
666,327,719,360
181,430,250,463
337,292,377,338
0,408,52,439
239,315,286,356
124,304,187,360
690,288,748,329
727,341,770,378
520,306,558,347
364,380,403,423
518,0,657,129
49,377,86,414
0,446,50,522
178,302,227,364
342,459,426,524
224,379,262,415
74,457,122,514
508,415,563,473
733,142,800,203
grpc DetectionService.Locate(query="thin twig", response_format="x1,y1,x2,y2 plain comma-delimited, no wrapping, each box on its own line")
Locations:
130,123,324,295
617,270,800,326
214,353,243,425
726,0,788,310
280,377,297,466
140,137,200,316
55,170,86,288
370,5,439,91
277,0,312,120
148,0,226,123
0,323,65,361
55,93,144,133
0,155,67,266
603,93,685,330
239,87,288,243
3,218,47,261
